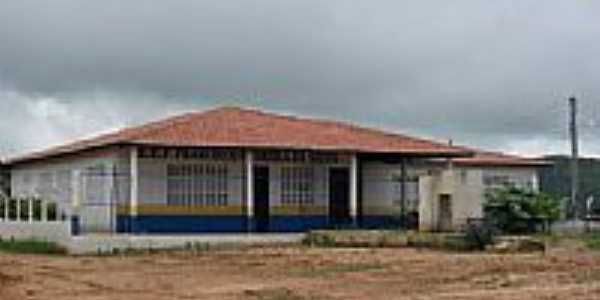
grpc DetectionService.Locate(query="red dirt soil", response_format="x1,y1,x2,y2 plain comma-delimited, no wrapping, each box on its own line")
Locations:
1,247,599,300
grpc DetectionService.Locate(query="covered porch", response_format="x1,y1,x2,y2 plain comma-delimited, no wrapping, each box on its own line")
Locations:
76,146,454,234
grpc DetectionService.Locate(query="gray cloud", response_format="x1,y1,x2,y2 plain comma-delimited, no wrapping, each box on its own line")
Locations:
1,1,600,158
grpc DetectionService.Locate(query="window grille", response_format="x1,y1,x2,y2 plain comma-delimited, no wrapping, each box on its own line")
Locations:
281,165,314,205
167,163,228,206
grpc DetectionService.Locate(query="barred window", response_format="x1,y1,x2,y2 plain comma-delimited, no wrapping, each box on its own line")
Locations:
483,174,511,187
281,166,314,205
167,163,228,206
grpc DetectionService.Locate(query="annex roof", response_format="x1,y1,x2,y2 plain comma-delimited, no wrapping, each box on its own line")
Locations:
450,147,550,167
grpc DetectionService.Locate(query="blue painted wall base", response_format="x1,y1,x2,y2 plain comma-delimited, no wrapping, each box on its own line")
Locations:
269,216,329,232
118,215,246,234
113,215,413,234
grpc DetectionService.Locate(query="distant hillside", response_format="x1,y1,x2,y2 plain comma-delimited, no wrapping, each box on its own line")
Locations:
538,155,600,215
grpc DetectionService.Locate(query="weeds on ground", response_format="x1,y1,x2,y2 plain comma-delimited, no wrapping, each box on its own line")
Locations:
535,232,600,251
0,238,67,255
581,233,600,250
304,230,480,252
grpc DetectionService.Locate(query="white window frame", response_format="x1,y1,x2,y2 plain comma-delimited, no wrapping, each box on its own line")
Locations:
280,165,315,205
167,162,229,207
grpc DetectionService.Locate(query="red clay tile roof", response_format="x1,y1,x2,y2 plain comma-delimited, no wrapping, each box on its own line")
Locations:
450,147,550,167
8,107,472,164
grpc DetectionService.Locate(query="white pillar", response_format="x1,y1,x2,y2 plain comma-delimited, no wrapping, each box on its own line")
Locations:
130,147,139,217
28,198,33,223
350,154,358,222
73,170,81,207
16,198,21,222
246,151,254,221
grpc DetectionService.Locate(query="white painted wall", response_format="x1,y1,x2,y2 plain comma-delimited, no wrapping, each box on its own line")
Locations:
419,166,540,231
0,221,71,243
10,147,131,233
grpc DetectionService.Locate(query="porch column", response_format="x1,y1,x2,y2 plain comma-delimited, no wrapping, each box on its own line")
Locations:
130,147,139,228
350,154,358,225
245,150,254,231
16,197,21,222
28,198,33,223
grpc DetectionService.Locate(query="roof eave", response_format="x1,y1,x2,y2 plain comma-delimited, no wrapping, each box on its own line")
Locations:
130,141,473,157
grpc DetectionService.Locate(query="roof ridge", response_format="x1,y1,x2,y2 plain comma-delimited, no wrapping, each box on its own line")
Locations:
224,107,456,149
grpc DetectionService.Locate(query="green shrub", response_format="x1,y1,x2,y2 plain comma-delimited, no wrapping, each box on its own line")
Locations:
464,221,497,250
484,186,562,234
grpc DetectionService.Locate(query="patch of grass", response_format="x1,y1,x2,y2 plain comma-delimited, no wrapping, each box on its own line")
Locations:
581,233,600,250
0,238,67,255
302,232,337,247
535,232,600,251
304,230,482,252
304,230,409,248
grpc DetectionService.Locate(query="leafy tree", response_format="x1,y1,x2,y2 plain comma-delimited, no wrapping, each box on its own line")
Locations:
484,186,562,234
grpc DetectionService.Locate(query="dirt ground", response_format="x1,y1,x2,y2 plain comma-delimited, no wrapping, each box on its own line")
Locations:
1,246,600,300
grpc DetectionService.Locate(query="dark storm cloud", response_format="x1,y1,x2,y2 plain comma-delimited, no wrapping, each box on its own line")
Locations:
1,1,600,157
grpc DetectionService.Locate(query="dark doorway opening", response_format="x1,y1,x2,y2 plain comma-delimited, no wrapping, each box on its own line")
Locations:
253,166,270,232
438,194,453,232
329,168,351,226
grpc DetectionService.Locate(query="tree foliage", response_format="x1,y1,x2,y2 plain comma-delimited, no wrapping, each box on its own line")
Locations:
484,186,561,234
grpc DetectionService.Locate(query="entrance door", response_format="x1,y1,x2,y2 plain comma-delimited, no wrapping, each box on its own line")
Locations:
253,166,270,232
438,194,453,232
329,168,350,226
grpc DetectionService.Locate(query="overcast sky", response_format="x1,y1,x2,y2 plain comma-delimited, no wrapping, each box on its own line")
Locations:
1,1,600,159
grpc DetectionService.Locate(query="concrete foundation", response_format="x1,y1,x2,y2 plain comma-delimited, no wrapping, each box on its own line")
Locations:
67,233,305,255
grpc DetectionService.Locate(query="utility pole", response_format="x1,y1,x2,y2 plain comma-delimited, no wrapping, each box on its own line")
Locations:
569,97,579,220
